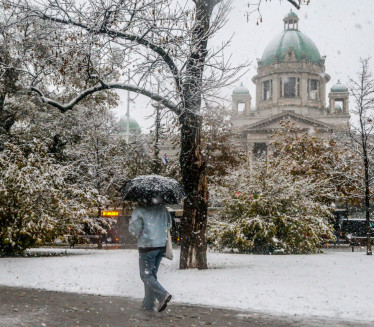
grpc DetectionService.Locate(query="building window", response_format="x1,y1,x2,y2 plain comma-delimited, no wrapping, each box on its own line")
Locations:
253,143,267,159
334,99,344,114
237,102,245,114
263,80,272,100
281,77,300,98
309,79,319,100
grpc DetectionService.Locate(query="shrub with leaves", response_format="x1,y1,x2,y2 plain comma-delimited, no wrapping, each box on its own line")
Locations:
207,162,334,254
270,121,361,206
0,141,101,256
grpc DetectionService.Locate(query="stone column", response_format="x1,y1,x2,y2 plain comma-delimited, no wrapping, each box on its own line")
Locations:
232,99,238,115
330,98,335,115
280,77,284,98
320,80,326,109
272,75,279,105
343,98,349,114
245,99,251,116
256,80,262,109
301,75,308,105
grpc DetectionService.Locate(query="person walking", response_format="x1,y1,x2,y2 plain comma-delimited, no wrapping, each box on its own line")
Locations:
129,203,173,312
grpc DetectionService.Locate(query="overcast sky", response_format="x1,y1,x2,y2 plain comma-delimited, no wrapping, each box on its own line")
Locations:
113,0,374,132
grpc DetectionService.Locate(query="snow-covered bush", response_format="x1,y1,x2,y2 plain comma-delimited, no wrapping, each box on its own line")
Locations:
270,121,360,206
0,141,100,256
207,162,334,254
208,196,333,254
207,122,363,254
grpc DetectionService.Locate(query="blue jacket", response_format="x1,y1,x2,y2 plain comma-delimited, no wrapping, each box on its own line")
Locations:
129,204,172,248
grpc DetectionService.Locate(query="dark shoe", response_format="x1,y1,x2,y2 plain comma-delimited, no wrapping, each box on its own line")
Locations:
141,305,155,311
158,294,172,312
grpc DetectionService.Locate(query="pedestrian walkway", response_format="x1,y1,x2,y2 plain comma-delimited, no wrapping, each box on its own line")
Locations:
0,286,371,327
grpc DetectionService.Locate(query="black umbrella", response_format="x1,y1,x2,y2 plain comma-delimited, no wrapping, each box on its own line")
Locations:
121,175,186,205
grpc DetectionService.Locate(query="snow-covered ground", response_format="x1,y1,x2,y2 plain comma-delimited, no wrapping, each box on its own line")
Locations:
0,248,373,322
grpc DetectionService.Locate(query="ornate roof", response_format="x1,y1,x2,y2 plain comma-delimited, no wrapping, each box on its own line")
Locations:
260,13,321,67
331,80,348,93
242,111,335,134
284,10,298,19
233,82,250,95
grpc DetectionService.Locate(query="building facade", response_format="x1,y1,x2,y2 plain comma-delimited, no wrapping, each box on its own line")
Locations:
231,11,350,155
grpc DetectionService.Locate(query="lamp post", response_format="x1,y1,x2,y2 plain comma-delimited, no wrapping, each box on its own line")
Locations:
125,69,130,143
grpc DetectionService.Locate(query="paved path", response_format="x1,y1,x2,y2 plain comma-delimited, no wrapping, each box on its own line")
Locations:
0,286,371,327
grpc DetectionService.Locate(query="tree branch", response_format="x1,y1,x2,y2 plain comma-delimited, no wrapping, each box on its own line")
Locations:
31,83,180,114
31,12,183,94
286,0,301,10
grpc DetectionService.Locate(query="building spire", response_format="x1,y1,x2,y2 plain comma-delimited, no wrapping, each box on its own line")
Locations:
283,10,299,31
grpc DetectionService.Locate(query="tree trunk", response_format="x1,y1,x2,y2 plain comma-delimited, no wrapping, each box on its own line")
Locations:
178,0,216,269
364,157,373,255
0,93,16,151
179,114,208,269
0,93,14,132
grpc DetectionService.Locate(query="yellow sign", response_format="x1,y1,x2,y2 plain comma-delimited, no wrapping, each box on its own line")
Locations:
102,211,119,217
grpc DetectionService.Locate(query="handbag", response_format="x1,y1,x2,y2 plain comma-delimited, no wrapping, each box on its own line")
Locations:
165,229,173,260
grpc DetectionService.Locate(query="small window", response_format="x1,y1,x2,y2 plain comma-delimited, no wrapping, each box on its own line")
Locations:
237,102,245,114
253,143,267,159
283,77,299,98
334,99,344,113
309,79,319,100
263,80,272,100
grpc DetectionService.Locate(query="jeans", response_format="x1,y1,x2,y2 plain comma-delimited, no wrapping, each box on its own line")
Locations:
334,231,340,244
139,248,168,310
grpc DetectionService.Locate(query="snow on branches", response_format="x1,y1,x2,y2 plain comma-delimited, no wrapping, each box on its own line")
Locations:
207,122,360,254
0,141,100,256
207,159,334,254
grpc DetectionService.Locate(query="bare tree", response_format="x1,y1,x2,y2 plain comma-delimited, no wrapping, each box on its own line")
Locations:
1,0,303,268
246,0,310,24
347,58,374,256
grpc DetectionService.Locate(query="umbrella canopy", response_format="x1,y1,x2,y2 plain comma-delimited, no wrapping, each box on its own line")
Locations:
121,175,186,205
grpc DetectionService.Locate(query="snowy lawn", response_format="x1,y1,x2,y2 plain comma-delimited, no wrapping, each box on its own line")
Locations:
0,248,373,322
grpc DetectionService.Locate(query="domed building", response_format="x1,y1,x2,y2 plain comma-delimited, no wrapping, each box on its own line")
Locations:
232,83,252,116
117,116,141,141
231,11,349,155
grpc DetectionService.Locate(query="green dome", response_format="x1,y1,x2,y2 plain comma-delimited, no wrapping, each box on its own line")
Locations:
260,13,321,67
261,30,321,67
331,80,348,93
233,82,250,95
285,10,298,19
118,116,141,134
